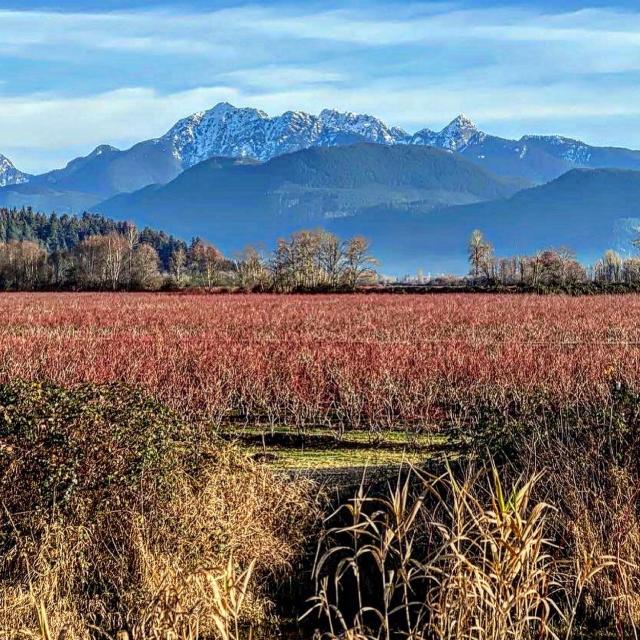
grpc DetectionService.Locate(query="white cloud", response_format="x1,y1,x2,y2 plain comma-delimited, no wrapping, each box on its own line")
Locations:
4,76,640,170
0,86,237,152
219,66,345,91
2,4,640,54
0,9,232,56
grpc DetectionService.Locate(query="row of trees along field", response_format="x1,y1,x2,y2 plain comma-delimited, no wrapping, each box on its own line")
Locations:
0,208,378,291
467,229,640,288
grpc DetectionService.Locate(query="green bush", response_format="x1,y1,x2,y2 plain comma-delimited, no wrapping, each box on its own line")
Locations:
0,381,190,516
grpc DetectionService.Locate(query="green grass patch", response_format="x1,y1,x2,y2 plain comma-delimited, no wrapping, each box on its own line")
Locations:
219,425,447,470
221,424,442,446
245,445,432,470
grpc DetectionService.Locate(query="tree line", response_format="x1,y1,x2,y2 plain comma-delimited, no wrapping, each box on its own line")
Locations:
466,229,640,290
13,206,640,295
0,208,377,292
0,207,186,270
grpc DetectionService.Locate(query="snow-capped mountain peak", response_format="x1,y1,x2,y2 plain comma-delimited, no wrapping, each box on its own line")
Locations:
410,128,438,146
520,134,592,164
408,115,482,151
159,103,410,168
91,144,119,157
0,154,30,187
448,113,477,129
319,109,408,144
121,102,610,186
163,103,273,166
438,114,479,150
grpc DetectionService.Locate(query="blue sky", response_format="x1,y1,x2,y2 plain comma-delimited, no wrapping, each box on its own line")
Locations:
3,0,640,173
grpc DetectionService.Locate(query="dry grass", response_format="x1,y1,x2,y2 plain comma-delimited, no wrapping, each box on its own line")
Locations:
516,413,640,634
307,462,618,640
0,383,318,640
2,455,315,639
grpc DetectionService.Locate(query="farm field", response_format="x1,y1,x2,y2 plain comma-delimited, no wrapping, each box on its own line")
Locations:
1,291,640,445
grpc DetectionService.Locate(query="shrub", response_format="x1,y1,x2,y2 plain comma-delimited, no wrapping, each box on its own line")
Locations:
0,381,187,515
2,292,640,434
511,387,640,632
452,382,640,633
0,381,317,638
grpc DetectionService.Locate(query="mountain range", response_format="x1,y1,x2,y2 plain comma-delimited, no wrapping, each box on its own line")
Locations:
96,143,640,274
328,168,640,274
0,103,409,212
97,143,525,251
4,102,640,215
3,102,640,274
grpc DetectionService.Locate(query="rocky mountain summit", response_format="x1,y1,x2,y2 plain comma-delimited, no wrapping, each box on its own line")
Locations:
0,154,30,188
162,102,409,167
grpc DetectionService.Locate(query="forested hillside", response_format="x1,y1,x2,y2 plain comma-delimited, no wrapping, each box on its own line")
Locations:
0,207,187,270
97,143,526,256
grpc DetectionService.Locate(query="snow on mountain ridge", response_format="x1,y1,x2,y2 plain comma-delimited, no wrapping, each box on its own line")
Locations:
91,144,119,157
439,114,478,149
154,103,609,173
163,104,272,166
410,114,481,152
0,154,30,187
160,103,409,168
319,109,409,144
520,135,592,164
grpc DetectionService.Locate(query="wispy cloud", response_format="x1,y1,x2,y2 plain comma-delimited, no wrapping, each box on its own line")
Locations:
0,87,237,148
218,66,345,91
4,5,640,52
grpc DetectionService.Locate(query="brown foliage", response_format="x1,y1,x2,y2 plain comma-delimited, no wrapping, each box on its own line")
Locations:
0,382,317,638
0,293,637,432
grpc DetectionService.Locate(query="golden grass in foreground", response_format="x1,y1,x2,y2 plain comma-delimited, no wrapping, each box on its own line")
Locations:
307,463,620,640
2,376,640,638
0,382,317,639
2,454,315,639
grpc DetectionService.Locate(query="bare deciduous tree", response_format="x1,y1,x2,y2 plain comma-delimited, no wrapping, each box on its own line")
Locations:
131,243,161,290
343,236,378,289
468,229,494,280
235,245,269,291
189,239,224,288
0,240,48,289
169,247,188,286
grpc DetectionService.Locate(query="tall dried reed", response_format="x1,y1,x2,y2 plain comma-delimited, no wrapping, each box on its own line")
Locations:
307,463,615,640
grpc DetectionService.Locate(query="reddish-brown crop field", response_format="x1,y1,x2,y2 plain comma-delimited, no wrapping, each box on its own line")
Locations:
1,292,639,431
